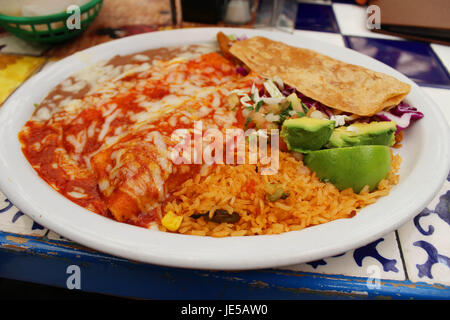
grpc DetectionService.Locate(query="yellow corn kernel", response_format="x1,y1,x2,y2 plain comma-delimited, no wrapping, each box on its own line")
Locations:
161,211,183,232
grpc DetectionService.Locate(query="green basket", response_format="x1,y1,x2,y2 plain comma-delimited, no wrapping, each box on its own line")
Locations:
0,0,103,44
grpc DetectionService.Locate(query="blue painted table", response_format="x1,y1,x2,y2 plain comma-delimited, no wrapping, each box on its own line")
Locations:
0,1,449,299
0,230,449,299
0,232,450,300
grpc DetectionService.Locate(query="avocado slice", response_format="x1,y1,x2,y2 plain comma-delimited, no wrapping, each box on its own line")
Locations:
326,121,397,148
281,117,335,153
304,145,391,193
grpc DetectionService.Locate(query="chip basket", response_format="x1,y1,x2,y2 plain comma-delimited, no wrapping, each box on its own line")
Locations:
0,0,103,44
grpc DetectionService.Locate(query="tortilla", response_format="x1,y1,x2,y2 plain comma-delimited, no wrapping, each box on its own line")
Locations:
229,36,411,116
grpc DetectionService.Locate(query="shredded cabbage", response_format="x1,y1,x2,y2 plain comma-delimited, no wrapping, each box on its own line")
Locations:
236,67,249,76
264,79,284,98
246,78,424,131
376,102,424,130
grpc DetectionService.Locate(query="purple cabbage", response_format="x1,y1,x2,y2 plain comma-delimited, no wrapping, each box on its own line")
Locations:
259,86,265,97
281,85,296,97
236,67,249,76
277,83,424,130
282,85,332,116
282,85,312,105
313,102,333,117
236,34,248,41
339,102,424,129
229,34,248,47
376,102,424,130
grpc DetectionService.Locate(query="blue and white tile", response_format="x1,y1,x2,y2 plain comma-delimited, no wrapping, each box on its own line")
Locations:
294,29,345,47
344,36,450,87
281,232,406,281
0,190,47,236
397,176,450,285
332,3,402,40
46,230,70,242
431,43,450,74
295,2,339,33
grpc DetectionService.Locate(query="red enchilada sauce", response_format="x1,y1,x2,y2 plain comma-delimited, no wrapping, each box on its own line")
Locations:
19,45,252,227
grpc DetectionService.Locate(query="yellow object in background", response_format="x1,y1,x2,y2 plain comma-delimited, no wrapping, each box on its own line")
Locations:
0,54,45,106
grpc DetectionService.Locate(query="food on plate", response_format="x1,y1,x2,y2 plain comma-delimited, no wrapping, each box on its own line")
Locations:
18,32,422,237
229,36,411,116
304,146,392,193
281,117,335,153
325,121,397,148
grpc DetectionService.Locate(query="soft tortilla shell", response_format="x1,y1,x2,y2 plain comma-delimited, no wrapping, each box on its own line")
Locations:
229,36,411,116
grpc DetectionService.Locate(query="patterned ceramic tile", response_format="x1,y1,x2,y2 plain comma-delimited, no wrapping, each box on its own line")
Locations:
0,191,47,236
332,3,402,40
344,36,450,87
397,176,450,285
431,44,450,73
295,2,339,33
293,29,345,47
46,230,70,242
282,231,406,281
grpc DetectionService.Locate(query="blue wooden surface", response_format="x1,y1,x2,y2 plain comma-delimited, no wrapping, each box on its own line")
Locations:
0,231,448,299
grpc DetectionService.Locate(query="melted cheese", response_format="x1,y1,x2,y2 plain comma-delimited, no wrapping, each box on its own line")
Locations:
98,108,121,141
66,130,87,154
20,47,249,226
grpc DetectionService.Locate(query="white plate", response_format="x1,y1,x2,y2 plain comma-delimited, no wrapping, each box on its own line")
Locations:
0,28,449,270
